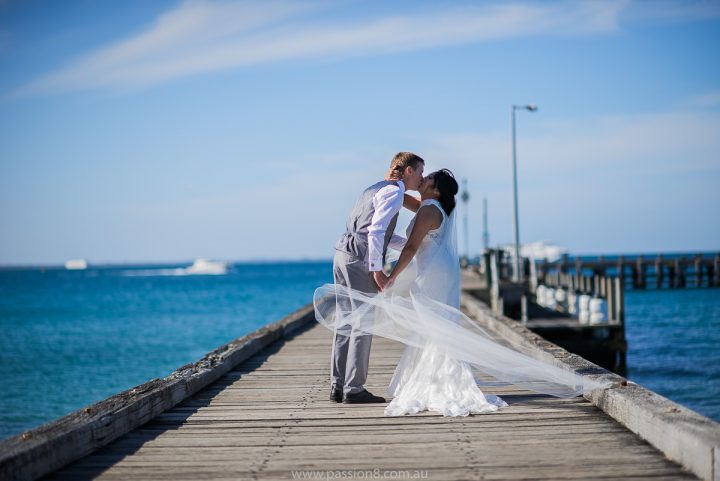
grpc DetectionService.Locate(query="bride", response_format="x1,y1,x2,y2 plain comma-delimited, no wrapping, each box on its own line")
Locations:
381,169,508,416
314,169,613,417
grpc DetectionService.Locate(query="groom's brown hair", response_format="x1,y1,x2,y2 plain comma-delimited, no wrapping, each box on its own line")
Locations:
387,152,424,181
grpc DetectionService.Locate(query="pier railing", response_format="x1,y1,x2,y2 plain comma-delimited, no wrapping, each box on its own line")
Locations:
476,249,628,374
478,249,625,325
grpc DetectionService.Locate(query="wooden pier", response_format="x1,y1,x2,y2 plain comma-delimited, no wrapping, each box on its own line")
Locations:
539,252,720,289
1,274,718,481
474,249,628,375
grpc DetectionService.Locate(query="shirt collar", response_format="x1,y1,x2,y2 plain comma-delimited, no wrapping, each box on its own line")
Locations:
397,179,405,192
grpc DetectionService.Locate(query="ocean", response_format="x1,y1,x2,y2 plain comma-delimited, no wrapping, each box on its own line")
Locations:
1,260,718,440
0,261,332,441
624,287,720,420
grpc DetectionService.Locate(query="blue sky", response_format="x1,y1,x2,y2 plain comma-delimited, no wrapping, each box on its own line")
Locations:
1,0,719,265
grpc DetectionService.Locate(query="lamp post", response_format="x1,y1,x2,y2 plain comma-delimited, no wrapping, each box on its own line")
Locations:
482,197,489,250
511,104,538,282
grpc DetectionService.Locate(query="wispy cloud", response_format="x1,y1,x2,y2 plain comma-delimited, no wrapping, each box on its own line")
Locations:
12,0,629,97
421,110,720,183
417,109,720,252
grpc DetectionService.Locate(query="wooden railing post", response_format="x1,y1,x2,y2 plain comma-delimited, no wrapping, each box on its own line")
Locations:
636,256,646,289
676,257,686,288
606,276,615,323
490,250,500,315
593,274,600,296
614,276,624,325
655,255,664,289
668,261,676,288
597,255,606,276
694,255,703,288
574,257,582,279
483,250,492,289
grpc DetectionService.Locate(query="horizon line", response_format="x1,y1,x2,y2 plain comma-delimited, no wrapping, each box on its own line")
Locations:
1,249,718,269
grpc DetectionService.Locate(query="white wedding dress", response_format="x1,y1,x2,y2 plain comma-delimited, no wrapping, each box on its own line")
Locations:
314,201,613,416
383,199,508,416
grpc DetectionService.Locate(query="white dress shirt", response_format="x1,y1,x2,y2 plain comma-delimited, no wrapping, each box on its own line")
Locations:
368,180,406,272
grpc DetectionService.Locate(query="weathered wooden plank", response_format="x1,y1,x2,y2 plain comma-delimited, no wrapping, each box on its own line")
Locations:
101,431,648,451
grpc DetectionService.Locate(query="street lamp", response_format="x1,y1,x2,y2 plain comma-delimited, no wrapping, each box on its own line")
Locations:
511,104,538,282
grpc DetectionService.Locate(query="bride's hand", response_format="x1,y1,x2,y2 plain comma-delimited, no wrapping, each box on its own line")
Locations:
373,271,391,291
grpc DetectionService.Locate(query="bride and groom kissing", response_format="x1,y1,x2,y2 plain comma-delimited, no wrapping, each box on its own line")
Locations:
313,152,612,417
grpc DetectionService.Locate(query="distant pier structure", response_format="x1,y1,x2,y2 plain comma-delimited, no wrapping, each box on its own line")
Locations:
475,250,718,378
538,252,720,289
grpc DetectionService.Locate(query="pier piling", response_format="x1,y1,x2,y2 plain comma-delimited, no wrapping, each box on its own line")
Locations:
655,255,664,288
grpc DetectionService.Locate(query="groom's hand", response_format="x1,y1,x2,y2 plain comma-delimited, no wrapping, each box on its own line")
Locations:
372,271,390,291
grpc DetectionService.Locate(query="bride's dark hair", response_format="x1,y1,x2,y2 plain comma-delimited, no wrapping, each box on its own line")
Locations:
432,168,458,216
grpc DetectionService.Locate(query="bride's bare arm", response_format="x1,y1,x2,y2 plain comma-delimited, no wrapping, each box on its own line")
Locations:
403,193,421,212
388,206,442,283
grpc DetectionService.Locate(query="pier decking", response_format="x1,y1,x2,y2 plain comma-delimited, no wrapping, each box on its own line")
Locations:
38,313,701,479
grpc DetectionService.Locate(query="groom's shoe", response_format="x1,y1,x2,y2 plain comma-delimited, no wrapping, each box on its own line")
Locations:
342,389,386,404
330,387,343,403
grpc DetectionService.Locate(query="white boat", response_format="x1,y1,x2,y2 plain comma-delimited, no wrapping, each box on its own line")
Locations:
499,241,568,263
65,259,88,270
184,258,228,275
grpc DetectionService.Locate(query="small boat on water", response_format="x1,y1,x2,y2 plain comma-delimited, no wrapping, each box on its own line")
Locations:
64,259,88,270
184,258,228,275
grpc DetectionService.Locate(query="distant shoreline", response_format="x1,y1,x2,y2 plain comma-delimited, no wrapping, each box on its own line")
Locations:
1,250,717,270
0,258,335,270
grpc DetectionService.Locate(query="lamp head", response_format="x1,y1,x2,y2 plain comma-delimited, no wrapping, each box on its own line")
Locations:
526,104,538,112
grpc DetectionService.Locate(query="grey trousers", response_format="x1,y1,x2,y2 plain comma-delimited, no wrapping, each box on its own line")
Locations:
331,250,377,396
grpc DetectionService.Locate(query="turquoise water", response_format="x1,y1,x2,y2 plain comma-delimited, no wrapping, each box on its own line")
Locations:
0,262,332,440
1,262,718,441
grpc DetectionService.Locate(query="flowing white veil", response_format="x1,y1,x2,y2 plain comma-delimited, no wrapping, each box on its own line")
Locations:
314,202,614,399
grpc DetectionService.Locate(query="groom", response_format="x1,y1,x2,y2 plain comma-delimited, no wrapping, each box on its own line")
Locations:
330,152,425,404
